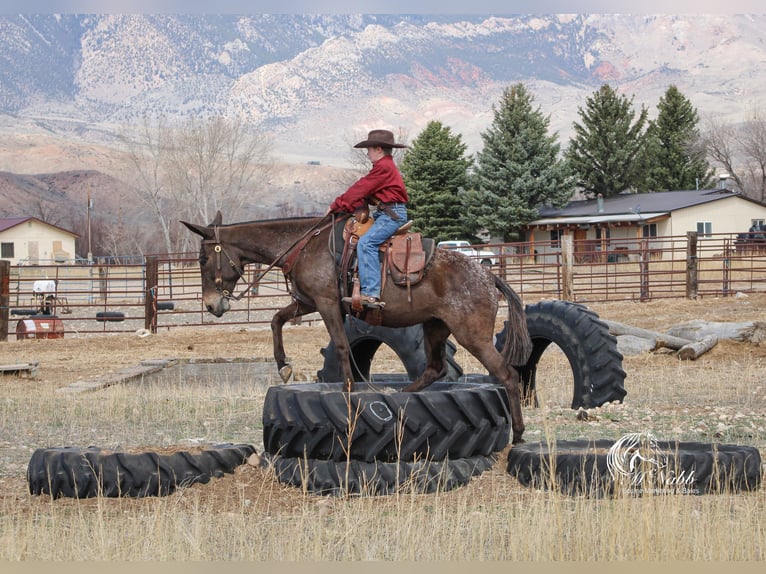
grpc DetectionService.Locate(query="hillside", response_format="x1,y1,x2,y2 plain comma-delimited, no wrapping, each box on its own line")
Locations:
1,13,765,256
0,161,356,257
1,14,764,166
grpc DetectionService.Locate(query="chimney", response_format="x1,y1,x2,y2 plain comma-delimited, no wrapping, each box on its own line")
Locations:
597,193,604,213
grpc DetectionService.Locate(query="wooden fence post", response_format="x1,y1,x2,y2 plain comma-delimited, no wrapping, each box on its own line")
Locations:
561,234,574,301
0,260,9,341
686,231,698,300
145,256,158,334
722,238,732,296
640,238,650,301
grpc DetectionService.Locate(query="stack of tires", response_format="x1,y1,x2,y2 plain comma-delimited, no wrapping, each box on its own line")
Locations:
285,300,630,496
317,300,628,411
261,381,509,495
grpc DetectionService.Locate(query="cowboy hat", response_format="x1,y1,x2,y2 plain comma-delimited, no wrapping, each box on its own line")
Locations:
353,129,408,149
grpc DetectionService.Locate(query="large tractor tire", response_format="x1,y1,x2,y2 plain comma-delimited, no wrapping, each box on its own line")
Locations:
316,318,463,383
27,443,256,499
496,300,627,409
507,438,762,497
262,381,511,463
266,452,495,496
318,301,626,411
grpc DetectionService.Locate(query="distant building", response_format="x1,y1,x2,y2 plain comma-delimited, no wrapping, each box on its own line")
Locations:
524,189,766,263
0,217,79,265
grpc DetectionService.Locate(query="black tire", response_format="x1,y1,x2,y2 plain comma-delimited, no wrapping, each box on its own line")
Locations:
96,311,125,322
156,301,175,311
262,381,511,463
316,318,463,383
266,452,495,496
27,443,256,499
496,300,627,409
507,439,762,497
11,309,39,316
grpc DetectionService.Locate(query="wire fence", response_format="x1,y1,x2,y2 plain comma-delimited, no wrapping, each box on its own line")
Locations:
2,231,765,340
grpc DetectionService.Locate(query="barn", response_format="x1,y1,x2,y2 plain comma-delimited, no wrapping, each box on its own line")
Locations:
0,217,79,266
523,188,766,262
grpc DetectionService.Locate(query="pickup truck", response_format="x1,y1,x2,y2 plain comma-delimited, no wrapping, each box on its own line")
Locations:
437,240,498,267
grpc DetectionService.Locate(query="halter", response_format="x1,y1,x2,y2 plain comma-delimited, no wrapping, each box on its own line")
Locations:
201,225,248,301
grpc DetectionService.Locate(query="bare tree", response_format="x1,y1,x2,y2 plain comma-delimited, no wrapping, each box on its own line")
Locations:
120,115,273,254
739,110,766,203
95,210,145,261
165,116,273,252
701,110,766,201
31,199,62,226
119,115,175,254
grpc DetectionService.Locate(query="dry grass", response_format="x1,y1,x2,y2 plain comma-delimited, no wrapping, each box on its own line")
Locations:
0,294,765,560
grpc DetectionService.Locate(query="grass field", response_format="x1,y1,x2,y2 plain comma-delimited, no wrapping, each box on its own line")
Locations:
0,295,764,560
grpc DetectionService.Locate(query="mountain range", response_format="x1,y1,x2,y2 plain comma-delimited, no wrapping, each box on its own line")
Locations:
0,13,765,249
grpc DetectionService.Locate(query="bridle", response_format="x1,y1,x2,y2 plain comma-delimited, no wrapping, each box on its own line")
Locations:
201,225,249,301
201,215,335,302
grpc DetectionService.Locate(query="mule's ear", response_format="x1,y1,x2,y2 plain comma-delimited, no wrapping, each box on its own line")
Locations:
180,220,213,239
212,210,223,226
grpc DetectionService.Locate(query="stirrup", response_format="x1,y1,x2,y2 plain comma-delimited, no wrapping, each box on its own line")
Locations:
361,296,385,309
341,295,385,309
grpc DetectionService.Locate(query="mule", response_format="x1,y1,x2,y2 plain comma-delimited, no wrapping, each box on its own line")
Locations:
182,211,532,443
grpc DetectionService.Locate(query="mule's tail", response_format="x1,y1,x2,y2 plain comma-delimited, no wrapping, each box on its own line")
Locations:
494,275,532,367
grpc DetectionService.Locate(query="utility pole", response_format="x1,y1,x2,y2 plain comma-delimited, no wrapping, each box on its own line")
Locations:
87,186,93,263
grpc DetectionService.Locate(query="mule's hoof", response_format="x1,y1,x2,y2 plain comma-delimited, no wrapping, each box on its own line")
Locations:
279,365,293,383
512,436,526,445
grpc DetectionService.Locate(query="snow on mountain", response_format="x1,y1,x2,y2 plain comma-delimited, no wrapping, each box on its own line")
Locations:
0,13,765,167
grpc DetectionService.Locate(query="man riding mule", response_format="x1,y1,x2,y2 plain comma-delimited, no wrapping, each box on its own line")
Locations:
181,148,533,445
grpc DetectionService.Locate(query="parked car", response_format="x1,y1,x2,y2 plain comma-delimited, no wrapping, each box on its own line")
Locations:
437,240,498,267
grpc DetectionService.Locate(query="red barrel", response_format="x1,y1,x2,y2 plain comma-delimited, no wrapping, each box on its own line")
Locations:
16,318,65,340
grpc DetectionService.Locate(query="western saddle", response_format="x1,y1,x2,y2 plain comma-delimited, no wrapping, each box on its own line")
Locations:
339,206,434,317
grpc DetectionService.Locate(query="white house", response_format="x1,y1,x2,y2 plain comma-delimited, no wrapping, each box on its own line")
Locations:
524,189,766,262
0,217,79,265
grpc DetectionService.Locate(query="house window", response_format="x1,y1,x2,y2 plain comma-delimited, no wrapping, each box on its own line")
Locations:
1,242,13,258
696,221,712,237
642,223,658,238
550,229,562,249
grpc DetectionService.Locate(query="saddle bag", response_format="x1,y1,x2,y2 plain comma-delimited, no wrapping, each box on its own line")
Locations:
386,232,427,287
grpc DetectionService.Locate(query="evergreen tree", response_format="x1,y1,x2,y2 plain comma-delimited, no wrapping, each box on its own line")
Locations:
566,84,649,198
399,121,474,242
645,85,714,191
466,83,574,241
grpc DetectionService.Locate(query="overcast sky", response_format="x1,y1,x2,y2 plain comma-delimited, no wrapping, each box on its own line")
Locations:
1,1,764,13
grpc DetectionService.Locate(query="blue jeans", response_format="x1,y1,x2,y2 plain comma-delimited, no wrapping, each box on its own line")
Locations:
357,203,407,298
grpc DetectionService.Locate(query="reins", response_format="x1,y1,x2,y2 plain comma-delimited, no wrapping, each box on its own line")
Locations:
206,215,335,301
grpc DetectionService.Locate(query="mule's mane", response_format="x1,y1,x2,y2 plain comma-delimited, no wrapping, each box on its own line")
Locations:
215,215,322,228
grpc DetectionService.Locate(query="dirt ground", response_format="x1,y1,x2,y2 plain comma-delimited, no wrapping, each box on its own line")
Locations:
1,292,765,515
4,292,765,388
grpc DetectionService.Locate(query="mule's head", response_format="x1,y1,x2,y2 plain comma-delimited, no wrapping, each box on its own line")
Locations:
181,211,243,317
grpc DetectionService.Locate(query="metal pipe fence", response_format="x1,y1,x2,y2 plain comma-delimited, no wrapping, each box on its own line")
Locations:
2,231,765,340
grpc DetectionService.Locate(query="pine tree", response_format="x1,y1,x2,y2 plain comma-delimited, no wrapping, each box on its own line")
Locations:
566,84,649,198
399,121,474,242
466,83,574,241
645,85,714,191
